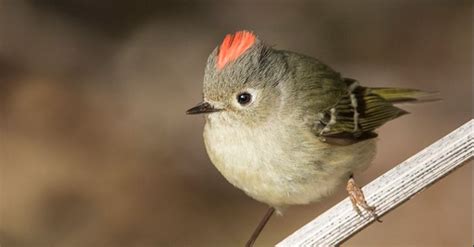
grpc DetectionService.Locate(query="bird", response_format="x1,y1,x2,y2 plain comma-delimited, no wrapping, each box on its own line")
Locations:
186,30,435,246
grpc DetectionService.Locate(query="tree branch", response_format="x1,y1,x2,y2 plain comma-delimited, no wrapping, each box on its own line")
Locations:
277,120,473,246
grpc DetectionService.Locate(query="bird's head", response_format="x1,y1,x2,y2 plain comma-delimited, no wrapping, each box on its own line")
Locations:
187,31,288,125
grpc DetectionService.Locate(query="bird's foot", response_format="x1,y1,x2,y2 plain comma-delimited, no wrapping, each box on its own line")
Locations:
346,176,382,223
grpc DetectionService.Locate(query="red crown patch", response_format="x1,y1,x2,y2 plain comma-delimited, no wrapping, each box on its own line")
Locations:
217,31,256,69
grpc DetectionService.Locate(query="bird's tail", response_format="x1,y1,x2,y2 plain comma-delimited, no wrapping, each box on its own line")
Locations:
368,87,440,104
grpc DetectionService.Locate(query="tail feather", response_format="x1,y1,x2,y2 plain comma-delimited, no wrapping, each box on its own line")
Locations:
368,87,440,104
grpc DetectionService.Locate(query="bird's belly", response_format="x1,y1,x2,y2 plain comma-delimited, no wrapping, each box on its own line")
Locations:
203,119,376,207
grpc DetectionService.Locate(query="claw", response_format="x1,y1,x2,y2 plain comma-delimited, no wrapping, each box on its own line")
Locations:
346,176,382,223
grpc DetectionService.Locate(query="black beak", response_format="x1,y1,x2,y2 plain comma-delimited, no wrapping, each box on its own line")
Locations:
186,102,222,115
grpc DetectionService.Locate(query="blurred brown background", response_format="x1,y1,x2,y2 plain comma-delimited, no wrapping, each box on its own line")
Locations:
0,0,472,246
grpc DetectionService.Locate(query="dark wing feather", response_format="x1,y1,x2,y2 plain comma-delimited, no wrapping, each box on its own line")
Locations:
316,78,408,145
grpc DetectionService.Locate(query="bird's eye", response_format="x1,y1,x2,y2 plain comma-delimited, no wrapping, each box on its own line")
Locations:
236,92,252,105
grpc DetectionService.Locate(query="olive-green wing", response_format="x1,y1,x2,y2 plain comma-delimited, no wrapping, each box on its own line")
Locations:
315,78,431,145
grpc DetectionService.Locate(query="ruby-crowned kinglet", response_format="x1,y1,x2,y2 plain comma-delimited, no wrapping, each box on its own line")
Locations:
187,30,434,246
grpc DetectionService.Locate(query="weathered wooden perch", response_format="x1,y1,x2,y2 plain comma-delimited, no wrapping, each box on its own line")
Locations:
277,120,473,247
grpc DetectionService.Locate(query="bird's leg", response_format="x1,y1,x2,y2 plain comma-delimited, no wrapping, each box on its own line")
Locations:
245,207,275,247
346,174,382,222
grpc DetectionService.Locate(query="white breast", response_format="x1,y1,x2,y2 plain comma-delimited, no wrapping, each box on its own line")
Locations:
203,112,376,208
